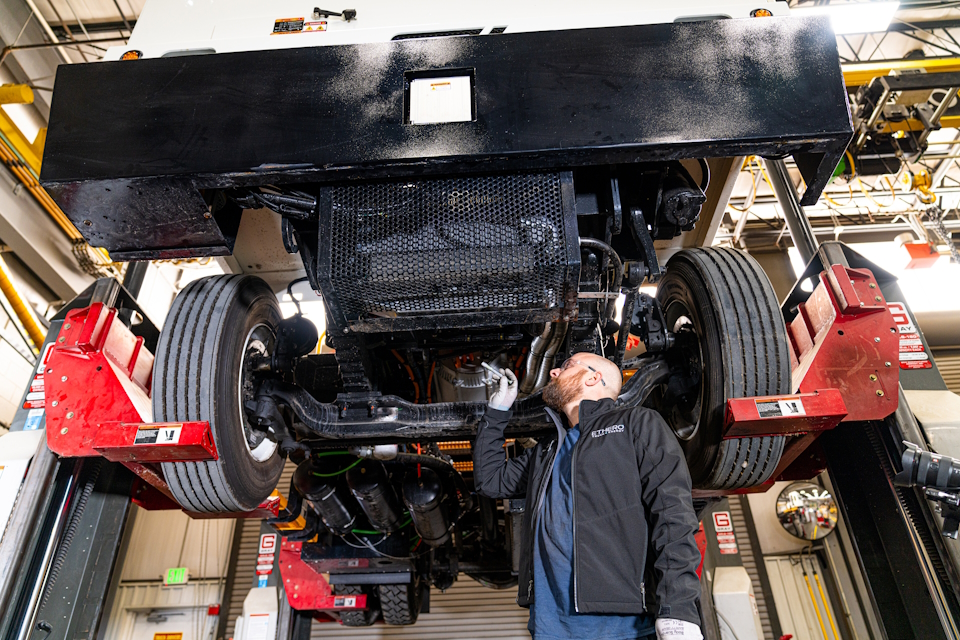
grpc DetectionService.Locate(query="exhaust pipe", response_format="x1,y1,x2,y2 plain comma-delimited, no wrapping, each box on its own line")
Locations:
519,323,555,397
532,321,568,393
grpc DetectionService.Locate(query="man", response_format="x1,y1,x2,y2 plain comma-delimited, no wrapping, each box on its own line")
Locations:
473,353,703,640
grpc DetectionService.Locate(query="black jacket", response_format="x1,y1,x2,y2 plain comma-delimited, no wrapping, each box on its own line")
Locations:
472,398,702,625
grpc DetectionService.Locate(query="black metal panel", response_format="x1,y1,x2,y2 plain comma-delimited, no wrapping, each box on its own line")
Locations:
45,177,233,260
41,16,851,256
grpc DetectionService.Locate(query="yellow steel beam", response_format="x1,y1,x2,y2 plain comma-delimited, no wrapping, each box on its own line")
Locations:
0,84,33,105
0,84,42,173
842,57,960,88
879,114,960,134
0,254,44,351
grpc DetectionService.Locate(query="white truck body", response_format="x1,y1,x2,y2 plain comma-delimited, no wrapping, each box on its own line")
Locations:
105,0,789,60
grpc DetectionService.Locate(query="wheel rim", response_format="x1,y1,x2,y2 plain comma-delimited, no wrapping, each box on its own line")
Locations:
238,323,278,462
660,299,705,442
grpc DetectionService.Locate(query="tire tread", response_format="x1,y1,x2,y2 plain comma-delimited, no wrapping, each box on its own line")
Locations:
158,275,281,513
668,247,789,490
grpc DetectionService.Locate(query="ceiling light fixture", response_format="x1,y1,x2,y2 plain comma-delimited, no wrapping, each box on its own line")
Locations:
792,1,899,35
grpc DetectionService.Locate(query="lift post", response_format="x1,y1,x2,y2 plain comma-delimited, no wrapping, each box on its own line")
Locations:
0,276,156,640
768,157,960,640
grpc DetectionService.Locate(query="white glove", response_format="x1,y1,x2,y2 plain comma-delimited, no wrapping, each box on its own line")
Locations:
656,618,703,640
488,368,518,411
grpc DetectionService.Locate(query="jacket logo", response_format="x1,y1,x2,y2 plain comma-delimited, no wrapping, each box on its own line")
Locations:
591,425,624,438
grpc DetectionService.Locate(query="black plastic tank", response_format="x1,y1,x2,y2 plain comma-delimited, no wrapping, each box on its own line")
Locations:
403,468,450,547
345,460,403,532
293,458,357,535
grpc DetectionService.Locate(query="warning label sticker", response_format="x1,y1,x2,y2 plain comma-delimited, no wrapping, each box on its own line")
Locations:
135,428,158,444
888,304,933,370
136,425,182,445
333,596,357,608
304,20,327,32
756,398,805,418
23,343,55,410
272,17,304,34
24,408,44,431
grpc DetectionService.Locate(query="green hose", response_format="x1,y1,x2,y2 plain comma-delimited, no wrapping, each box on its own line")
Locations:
310,452,362,477
352,517,412,536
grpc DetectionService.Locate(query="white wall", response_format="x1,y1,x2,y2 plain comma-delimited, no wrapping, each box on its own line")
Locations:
745,481,809,556
120,507,235,582
0,333,34,428
136,262,225,331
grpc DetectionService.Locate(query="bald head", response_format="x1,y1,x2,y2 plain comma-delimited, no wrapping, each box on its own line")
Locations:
577,353,623,399
543,352,623,420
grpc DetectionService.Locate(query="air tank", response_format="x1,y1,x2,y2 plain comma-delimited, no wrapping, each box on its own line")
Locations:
293,458,357,535
402,468,450,547
345,460,403,533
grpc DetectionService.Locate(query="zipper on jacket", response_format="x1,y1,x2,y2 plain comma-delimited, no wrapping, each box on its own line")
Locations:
528,441,556,601
571,433,581,613
534,441,557,516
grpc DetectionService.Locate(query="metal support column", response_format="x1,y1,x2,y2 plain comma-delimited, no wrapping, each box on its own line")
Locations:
0,276,159,640
764,158,820,263
769,156,960,639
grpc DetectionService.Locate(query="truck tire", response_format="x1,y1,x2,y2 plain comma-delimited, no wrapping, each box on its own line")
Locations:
654,247,790,490
155,275,285,512
336,585,379,626
379,581,422,625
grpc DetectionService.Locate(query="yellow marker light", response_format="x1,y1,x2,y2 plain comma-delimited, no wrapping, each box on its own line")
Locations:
120,50,142,61
751,9,773,17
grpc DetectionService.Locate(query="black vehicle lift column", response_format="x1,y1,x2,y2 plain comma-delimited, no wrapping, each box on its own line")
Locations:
767,157,960,639
0,272,157,640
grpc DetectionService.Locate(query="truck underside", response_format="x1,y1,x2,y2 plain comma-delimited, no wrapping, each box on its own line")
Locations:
38,15,860,626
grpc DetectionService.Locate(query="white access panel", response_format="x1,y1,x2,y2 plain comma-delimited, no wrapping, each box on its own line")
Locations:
713,566,765,640
409,76,473,125
235,587,278,640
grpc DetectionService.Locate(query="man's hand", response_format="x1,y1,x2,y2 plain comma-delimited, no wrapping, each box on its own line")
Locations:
656,618,703,640
488,368,518,411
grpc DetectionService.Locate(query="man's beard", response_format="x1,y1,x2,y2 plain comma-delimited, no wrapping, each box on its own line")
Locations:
542,371,585,412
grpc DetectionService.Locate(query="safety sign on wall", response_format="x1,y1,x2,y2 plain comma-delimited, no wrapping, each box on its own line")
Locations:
888,302,932,370
713,511,739,555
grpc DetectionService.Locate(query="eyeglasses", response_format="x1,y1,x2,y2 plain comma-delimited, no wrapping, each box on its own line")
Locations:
558,358,606,386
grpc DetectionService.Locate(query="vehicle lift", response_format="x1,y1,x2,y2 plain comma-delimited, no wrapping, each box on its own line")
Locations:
1,182,960,640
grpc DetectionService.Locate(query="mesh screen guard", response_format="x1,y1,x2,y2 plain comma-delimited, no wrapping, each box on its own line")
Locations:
317,172,581,333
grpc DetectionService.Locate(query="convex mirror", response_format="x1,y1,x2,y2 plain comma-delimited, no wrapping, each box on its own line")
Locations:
775,482,837,540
